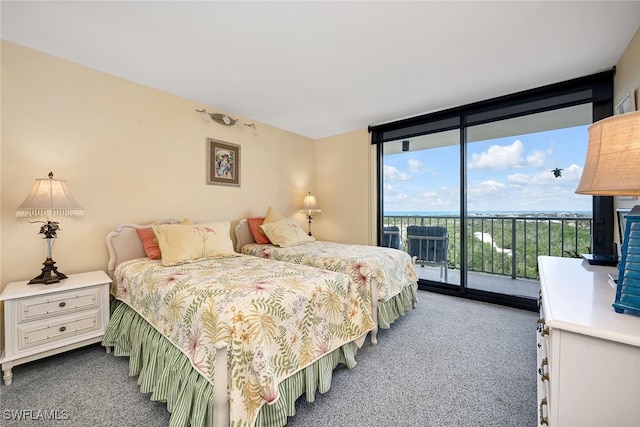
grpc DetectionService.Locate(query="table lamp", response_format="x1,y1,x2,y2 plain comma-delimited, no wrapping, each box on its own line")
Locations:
16,172,84,284
576,110,640,315
300,192,321,236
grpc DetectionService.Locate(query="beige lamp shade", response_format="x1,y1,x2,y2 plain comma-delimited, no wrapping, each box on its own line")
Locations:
300,192,321,214
16,172,84,218
576,111,640,196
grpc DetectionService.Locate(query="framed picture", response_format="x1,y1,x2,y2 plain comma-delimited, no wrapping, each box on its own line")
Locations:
207,138,240,187
615,90,636,115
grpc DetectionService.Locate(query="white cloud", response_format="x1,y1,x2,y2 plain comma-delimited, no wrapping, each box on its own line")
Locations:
481,180,506,191
468,180,506,198
469,139,525,170
526,149,547,168
383,164,409,181
408,159,424,173
508,172,534,185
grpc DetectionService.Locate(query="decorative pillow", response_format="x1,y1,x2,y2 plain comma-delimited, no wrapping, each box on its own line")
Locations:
260,218,315,247
136,218,194,259
263,206,285,224
152,221,239,266
136,228,162,259
247,217,271,244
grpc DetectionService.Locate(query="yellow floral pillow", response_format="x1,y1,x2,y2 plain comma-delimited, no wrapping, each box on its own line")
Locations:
152,221,239,266
259,218,315,247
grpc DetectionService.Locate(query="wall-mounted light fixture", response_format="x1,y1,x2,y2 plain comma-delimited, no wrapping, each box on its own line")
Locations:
196,108,258,134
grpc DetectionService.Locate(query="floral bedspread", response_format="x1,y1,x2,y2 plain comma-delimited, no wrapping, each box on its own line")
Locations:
241,241,418,304
111,256,373,427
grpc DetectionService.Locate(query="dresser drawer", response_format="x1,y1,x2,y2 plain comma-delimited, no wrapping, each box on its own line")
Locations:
18,286,101,322
17,308,102,351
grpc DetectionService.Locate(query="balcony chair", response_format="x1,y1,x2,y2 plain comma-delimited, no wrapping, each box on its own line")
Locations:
406,225,449,282
382,226,402,250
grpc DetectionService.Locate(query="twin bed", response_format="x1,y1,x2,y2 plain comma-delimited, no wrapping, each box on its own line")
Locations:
235,219,418,344
102,218,418,427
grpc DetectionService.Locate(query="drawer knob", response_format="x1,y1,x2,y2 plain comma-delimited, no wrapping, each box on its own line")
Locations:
59,302,66,308
59,326,67,332
538,369,549,382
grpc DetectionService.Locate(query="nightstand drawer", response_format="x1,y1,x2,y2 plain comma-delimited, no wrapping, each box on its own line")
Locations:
18,286,101,322
18,309,102,350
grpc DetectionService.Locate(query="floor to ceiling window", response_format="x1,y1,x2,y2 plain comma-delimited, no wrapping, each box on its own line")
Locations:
371,71,614,310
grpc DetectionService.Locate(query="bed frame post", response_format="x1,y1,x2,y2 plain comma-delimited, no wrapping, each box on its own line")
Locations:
370,283,379,345
212,344,229,427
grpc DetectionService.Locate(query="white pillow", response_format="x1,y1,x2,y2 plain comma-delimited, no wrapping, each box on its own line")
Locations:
259,218,315,247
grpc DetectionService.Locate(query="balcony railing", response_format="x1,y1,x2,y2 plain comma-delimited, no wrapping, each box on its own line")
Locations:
384,214,593,280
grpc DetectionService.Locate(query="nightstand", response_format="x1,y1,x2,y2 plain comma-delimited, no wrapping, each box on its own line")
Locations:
0,270,112,385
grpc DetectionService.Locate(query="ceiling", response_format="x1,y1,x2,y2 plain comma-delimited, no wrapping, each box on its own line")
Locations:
2,1,639,139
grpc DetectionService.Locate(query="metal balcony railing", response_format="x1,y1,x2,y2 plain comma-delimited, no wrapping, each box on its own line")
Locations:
383,214,593,280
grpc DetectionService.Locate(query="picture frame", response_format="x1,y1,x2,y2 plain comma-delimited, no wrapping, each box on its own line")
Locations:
615,90,636,115
206,138,240,187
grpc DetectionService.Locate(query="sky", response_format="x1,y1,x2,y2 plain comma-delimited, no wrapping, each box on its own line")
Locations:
383,125,593,214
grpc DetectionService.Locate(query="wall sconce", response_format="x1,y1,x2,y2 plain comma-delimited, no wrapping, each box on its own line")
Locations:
575,110,640,315
196,108,258,134
16,172,84,284
300,192,321,236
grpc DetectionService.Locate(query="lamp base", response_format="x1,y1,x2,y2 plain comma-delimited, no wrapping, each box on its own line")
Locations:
29,257,67,285
307,215,313,236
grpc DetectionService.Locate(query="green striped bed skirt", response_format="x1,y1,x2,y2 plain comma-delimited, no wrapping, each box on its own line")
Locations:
102,299,359,427
377,282,418,329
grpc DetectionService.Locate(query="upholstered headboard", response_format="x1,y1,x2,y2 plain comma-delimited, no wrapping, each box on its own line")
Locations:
234,219,257,252
106,219,180,277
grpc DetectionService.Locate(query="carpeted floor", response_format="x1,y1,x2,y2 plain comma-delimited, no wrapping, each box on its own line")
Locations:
0,290,538,426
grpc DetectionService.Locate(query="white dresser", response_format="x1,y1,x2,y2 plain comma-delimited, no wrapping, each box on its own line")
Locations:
537,256,640,427
0,271,111,385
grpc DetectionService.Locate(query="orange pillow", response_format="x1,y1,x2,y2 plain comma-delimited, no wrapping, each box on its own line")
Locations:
136,228,161,259
247,217,271,244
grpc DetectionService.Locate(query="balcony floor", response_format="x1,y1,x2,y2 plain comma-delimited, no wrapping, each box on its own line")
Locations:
415,265,540,299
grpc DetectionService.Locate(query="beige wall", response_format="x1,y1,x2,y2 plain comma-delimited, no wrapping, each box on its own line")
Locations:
614,26,640,115
314,129,375,245
0,41,316,286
